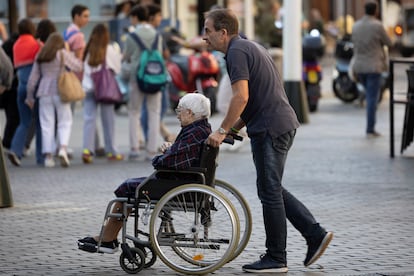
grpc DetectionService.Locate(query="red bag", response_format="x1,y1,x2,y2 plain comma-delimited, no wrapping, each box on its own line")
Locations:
91,61,122,104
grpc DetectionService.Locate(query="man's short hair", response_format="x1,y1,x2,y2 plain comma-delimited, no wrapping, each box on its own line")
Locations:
365,1,377,16
71,4,89,20
178,93,211,119
146,3,161,17
129,4,149,21
204,9,239,36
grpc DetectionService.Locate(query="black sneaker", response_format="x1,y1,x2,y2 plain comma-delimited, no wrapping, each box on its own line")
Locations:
304,231,333,267
77,236,119,254
242,254,288,273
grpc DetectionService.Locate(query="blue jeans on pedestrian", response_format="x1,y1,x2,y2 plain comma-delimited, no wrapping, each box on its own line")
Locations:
250,130,325,264
10,65,33,158
357,73,381,133
34,98,44,165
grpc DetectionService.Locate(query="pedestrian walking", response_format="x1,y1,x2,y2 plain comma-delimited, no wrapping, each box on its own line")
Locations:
351,0,393,138
204,9,333,273
140,3,174,144
24,18,58,166
81,23,124,163
25,33,83,168
123,4,164,161
7,18,40,167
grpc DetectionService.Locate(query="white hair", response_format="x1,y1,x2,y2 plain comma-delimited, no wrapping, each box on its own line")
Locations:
178,93,211,119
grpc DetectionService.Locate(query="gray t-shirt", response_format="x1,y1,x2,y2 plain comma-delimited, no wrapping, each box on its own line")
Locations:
225,36,299,138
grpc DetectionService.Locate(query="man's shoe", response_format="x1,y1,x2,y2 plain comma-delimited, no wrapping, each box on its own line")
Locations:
78,236,119,254
366,131,381,138
304,231,333,267
242,254,288,273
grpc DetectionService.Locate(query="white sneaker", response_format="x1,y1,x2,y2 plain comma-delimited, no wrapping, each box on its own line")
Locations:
44,157,55,168
58,149,70,167
23,147,32,157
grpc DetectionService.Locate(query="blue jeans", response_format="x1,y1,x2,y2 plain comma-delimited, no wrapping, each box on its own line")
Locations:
34,98,44,164
250,130,324,264
10,65,33,158
357,73,381,133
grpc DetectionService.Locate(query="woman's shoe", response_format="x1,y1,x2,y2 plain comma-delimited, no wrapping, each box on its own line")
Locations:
82,149,93,164
107,153,124,161
44,156,55,168
58,149,70,167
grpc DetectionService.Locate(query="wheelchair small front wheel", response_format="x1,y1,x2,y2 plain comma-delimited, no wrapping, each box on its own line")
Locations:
119,247,146,274
140,245,157,268
150,184,240,275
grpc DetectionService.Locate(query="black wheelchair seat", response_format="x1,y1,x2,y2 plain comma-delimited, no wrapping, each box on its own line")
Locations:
135,143,219,201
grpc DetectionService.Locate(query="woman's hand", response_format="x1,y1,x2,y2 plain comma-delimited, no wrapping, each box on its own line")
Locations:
160,142,172,153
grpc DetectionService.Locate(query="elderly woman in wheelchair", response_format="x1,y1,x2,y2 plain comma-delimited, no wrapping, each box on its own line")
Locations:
78,93,212,252
77,93,251,275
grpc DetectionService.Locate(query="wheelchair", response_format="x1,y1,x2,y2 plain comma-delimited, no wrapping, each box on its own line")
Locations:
84,137,252,275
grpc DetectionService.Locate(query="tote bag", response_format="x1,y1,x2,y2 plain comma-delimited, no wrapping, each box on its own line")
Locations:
91,61,122,104
58,51,85,103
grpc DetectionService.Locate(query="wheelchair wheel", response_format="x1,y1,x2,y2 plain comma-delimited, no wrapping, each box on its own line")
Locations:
214,179,252,261
119,246,146,274
149,184,240,275
140,245,157,268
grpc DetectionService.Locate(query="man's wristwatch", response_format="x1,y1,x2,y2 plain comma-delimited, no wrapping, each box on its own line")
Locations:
218,127,227,135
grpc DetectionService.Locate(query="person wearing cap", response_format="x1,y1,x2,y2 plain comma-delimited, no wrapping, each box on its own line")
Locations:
77,93,212,254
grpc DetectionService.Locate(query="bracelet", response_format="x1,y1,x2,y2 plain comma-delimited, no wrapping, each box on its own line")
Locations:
230,127,240,134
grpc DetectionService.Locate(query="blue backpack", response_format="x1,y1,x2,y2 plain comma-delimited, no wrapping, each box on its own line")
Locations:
130,33,167,94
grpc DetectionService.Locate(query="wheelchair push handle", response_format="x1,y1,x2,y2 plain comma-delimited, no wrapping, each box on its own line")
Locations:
223,132,243,145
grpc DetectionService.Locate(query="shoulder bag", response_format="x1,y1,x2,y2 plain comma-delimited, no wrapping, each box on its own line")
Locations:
58,51,85,103
91,60,122,104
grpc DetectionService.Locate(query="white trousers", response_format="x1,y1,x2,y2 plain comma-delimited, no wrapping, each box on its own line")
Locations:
39,95,72,154
128,81,161,154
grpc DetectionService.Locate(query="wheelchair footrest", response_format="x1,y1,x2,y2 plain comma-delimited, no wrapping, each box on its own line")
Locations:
78,242,100,253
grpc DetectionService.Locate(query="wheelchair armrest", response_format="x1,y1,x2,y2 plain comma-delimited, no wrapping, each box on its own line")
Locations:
154,168,207,184
156,167,207,173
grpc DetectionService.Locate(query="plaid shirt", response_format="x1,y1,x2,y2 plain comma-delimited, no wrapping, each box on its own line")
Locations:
152,119,212,170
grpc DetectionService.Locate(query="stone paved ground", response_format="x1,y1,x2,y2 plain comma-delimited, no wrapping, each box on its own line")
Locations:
1,55,414,276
